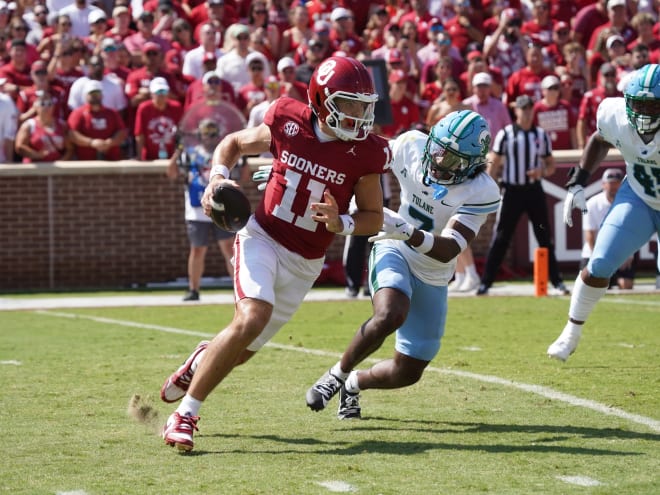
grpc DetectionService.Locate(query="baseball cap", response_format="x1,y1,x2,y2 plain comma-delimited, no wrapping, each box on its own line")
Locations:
277,56,296,72
88,9,106,24
313,20,331,33
85,79,103,94
608,0,626,8
208,0,224,5
429,18,443,32
553,21,569,33
101,37,117,51
143,41,161,53
472,72,492,86
228,23,249,39
541,75,560,89
515,94,534,108
388,69,407,84
388,48,403,63
112,5,129,16
149,76,169,94
245,51,265,67
202,71,220,84
138,10,154,21
467,50,484,62
602,168,624,182
606,34,625,50
330,7,352,22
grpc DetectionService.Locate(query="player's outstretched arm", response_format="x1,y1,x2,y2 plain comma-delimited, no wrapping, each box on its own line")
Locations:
563,132,612,227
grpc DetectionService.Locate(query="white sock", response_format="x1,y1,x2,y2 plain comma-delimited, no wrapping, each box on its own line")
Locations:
568,274,608,323
176,394,202,417
452,273,465,286
331,361,350,381
465,264,479,279
345,371,360,394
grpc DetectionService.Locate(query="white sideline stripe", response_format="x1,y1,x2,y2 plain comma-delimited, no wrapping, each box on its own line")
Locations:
0,360,22,365
36,310,660,433
556,475,603,487
56,491,89,495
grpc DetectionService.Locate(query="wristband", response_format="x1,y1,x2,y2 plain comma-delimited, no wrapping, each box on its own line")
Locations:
565,166,590,188
338,214,355,235
412,230,434,254
441,228,468,252
210,164,231,181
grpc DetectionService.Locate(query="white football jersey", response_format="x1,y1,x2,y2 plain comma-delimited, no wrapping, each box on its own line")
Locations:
597,98,660,210
383,130,501,286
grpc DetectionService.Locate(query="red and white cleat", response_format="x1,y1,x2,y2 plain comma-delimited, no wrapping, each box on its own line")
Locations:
160,341,209,403
163,412,199,452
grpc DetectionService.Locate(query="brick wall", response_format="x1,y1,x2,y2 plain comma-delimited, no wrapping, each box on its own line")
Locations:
1,151,640,291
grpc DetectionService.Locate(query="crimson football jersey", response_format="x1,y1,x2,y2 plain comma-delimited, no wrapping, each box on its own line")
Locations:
257,97,391,259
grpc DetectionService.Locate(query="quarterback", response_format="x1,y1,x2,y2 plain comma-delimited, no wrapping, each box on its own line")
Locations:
160,56,391,450
306,110,501,419
548,64,660,361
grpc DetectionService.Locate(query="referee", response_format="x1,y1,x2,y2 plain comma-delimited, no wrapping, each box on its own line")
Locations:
477,94,569,295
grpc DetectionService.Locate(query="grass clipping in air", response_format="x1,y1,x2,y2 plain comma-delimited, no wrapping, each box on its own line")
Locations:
127,393,160,433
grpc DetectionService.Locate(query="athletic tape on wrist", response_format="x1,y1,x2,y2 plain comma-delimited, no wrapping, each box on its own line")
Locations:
338,214,355,235
441,228,468,252
210,164,231,181
412,230,434,254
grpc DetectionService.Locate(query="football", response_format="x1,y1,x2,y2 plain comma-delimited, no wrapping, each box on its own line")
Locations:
209,184,251,232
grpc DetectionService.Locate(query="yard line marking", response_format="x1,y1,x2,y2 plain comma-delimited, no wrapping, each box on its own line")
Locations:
556,475,603,487
316,481,358,493
0,360,22,365
35,310,660,433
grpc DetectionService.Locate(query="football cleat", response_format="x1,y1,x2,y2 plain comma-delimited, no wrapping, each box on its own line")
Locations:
160,341,209,403
547,325,582,361
337,387,361,420
306,370,344,411
163,412,199,452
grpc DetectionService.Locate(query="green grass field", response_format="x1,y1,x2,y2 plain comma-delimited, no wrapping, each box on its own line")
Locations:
1,290,659,495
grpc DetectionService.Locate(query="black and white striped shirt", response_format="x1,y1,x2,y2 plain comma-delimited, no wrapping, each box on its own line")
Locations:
492,124,552,186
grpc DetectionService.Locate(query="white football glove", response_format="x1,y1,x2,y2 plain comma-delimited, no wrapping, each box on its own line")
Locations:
368,207,415,242
252,165,272,191
563,185,588,227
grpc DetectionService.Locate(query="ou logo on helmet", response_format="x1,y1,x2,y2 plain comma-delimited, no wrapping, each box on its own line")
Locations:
316,59,337,86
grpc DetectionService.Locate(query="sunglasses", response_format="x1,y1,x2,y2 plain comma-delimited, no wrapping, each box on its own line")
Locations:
603,72,617,77
556,30,569,35
103,45,118,52
249,65,264,71
146,51,160,56
254,9,267,14
38,100,54,107
201,132,219,138
236,34,250,40
59,22,72,27
12,26,27,31
206,78,221,84
153,89,168,95
33,70,47,76
546,85,560,90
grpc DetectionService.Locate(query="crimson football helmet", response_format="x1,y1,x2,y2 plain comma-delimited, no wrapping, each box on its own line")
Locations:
308,56,378,141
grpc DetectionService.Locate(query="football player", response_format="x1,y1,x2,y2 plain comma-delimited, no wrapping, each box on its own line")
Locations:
548,63,660,361
160,56,391,451
306,110,501,419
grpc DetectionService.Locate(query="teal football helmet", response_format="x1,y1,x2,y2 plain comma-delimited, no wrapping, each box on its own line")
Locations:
624,63,660,134
422,110,491,187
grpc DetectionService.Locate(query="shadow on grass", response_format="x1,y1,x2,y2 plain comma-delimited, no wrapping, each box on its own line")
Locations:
185,419,652,456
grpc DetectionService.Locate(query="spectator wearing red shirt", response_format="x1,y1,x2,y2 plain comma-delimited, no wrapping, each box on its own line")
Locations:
184,70,236,111
533,74,577,150
379,69,420,138
17,60,66,124
67,80,127,160
443,0,485,55
236,52,268,117
15,94,73,162
521,0,555,47
123,10,172,68
572,0,609,47
328,7,363,57
576,62,621,148
276,56,307,103
627,12,660,54
105,6,135,42
134,77,183,160
505,43,553,110
587,0,636,53
398,0,434,46
189,0,237,36
0,40,33,102
543,21,571,69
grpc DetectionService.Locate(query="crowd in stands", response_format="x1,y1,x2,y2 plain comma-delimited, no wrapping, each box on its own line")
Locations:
0,0,659,163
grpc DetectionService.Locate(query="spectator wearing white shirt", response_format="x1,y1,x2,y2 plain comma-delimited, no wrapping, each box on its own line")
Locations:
58,0,105,39
216,23,270,94
0,81,18,163
67,55,127,114
182,22,224,81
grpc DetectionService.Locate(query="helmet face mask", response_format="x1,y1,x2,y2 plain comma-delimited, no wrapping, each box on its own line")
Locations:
308,57,378,141
624,64,660,134
422,110,491,186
